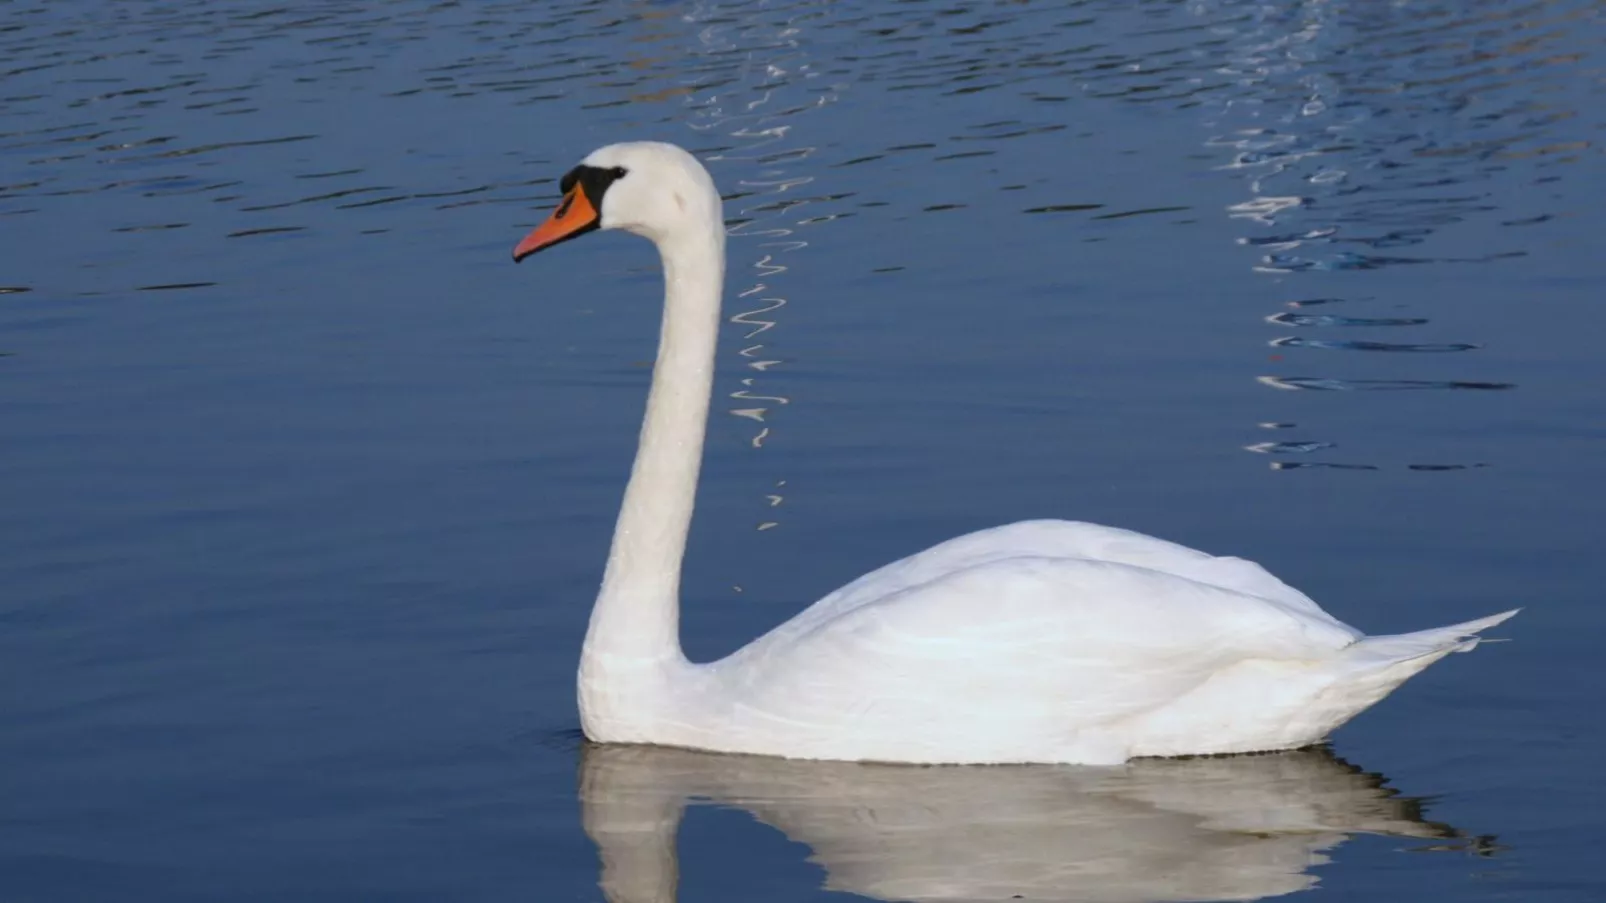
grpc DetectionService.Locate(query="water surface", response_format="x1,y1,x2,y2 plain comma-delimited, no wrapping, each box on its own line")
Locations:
2,1,1602,900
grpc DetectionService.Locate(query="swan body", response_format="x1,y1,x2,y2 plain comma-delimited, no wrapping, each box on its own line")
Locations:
513,141,1516,765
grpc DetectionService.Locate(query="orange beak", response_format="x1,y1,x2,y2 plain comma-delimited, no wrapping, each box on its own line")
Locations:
512,183,601,262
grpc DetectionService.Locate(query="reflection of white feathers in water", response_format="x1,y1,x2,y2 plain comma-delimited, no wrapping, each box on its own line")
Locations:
581,743,1475,903
684,1,843,530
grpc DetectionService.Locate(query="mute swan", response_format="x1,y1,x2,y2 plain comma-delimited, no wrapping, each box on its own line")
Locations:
512,141,1516,765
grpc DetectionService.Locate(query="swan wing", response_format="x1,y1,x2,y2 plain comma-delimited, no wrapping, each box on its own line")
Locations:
713,553,1361,762
754,519,1357,650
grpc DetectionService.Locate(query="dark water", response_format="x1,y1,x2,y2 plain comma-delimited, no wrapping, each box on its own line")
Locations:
2,1,1601,900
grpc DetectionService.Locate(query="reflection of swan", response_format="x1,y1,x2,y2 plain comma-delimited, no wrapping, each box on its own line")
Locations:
511,141,1517,764
579,743,1463,903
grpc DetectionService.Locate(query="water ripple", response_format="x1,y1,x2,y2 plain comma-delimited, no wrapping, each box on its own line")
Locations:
1190,0,1596,470
1270,336,1481,353
1266,311,1429,328
1257,376,1516,392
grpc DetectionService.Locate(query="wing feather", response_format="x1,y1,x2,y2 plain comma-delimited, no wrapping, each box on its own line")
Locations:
720,552,1358,744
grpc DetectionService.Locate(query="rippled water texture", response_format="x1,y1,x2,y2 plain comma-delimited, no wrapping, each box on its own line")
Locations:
2,1,1602,901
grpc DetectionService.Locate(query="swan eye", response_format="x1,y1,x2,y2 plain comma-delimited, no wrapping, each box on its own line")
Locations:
609,166,627,180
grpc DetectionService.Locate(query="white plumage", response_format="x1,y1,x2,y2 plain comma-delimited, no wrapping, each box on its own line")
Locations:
512,140,1516,765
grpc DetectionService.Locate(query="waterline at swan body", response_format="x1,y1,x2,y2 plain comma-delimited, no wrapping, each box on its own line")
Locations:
512,141,1517,765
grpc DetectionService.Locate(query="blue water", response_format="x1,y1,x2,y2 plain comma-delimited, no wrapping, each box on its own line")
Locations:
2,1,1602,900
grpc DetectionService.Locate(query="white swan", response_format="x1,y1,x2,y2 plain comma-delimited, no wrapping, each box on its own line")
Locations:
512,141,1517,765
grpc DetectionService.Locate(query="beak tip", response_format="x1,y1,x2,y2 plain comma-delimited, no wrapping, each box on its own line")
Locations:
511,236,541,263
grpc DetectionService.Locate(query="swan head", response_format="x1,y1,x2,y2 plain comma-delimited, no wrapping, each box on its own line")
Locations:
512,142,720,262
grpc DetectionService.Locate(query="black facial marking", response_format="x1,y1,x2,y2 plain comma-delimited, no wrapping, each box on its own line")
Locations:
559,166,582,196
560,163,628,208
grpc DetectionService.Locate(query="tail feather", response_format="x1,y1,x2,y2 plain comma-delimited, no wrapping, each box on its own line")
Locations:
1281,609,1524,747
1343,608,1520,669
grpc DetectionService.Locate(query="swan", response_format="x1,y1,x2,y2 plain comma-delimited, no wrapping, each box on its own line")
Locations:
511,140,1517,765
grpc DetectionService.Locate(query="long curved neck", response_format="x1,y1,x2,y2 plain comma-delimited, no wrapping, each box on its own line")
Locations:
583,224,725,674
